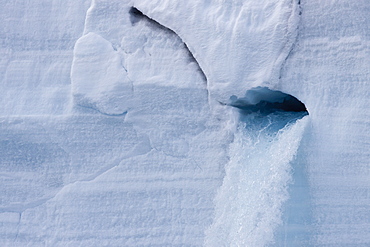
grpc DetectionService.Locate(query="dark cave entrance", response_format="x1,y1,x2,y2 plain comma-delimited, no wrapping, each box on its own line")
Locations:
229,87,308,115
227,87,309,133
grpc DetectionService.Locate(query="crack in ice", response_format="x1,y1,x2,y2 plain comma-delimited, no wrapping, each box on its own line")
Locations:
130,6,208,87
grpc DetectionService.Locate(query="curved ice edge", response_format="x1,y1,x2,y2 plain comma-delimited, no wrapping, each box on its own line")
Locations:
74,103,128,117
129,6,208,84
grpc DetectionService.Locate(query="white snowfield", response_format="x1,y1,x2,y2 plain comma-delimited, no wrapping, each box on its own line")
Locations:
0,0,369,246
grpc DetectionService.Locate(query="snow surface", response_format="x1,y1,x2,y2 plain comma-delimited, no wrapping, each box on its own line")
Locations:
1,0,369,246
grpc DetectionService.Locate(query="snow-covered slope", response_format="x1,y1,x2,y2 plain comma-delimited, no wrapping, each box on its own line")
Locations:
1,0,369,246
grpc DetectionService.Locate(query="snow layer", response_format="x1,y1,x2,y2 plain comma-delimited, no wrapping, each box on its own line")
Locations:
1,0,369,246
0,0,91,116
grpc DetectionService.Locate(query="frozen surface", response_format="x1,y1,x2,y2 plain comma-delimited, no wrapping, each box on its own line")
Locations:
131,0,300,102
206,108,308,246
273,1,370,245
1,0,369,246
0,0,91,116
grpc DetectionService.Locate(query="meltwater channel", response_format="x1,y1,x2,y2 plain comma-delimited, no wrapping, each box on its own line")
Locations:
205,87,309,246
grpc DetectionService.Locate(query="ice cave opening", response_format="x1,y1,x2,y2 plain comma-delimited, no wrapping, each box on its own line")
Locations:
207,87,309,245
228,87,308,133
229,87,308,115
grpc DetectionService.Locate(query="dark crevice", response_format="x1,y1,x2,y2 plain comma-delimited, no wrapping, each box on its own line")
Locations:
129,6,177,37
129,6,144,24
129,7,208,84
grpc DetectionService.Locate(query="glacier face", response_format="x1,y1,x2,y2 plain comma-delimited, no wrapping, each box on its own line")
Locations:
274,1,370,245
1,0,369,246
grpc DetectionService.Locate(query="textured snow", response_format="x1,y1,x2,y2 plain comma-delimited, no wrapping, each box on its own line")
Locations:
1,0,369,246
71,32,133,115
273,1,370,245
131,0,300,102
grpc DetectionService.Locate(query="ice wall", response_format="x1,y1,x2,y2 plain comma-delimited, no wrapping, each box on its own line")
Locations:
1,0,369,246
273,1,370,245
0,0,91,115
1,0,228,246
